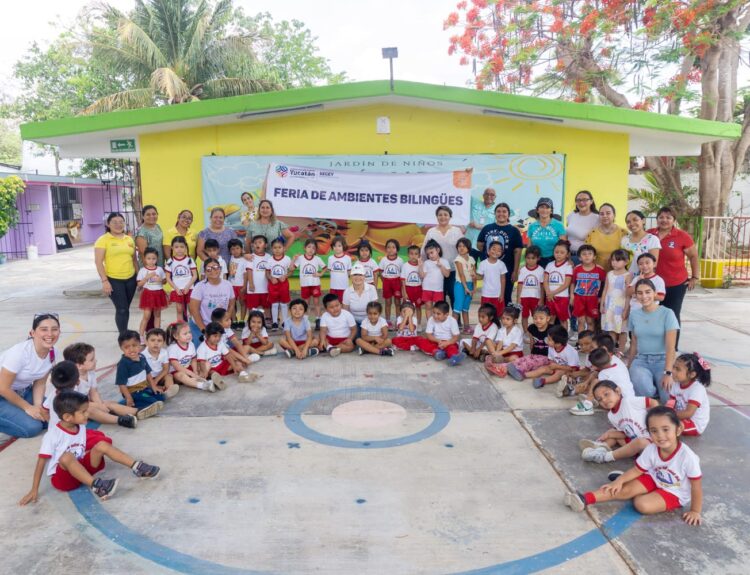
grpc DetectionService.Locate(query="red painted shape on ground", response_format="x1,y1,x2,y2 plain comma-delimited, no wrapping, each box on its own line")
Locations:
708,390,750,421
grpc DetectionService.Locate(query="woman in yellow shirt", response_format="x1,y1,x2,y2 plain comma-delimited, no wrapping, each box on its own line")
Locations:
163,209,198,260
94,213,138,334
584,203,626,271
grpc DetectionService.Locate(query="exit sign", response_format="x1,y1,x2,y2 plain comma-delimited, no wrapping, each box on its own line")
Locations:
110,139,136,153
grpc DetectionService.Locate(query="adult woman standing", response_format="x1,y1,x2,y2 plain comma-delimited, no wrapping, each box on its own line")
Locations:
95,213,138,335
240,192,257,227
163,210,198,260
584,203,626,271
527,197,567,267
627,279,679,402
0,314,60,438
565,191,599,262
421,206,465,313
476,203,523,305
188,258,236,344
197,208,238,263
622,210,661,274
245,200,293,251
648,206,699,346
343,264,379,330
135,205,164,267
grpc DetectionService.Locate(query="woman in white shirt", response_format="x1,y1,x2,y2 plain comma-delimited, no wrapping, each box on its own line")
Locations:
342,264,379,325
421,206,465,317
0,314,60,438
565,190,600,262
622,210,661,274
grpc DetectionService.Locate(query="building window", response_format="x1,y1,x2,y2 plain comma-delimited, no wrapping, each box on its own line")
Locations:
51,185,83,227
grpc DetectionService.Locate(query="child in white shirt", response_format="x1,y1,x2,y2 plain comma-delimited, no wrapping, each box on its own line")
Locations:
379,239,405,327
356,301,395,356
477,241,508,314
414,301,465,366
490,304,525,363
227,239,248,327
392,301,420,351
319,293,357,356
419,240,450,318
293,239,326,327
516,245,545,333
245,235,272,321
401,245,424,325
518,325,579,389
460,303,498,360
669,353,711,436
327,236,352,300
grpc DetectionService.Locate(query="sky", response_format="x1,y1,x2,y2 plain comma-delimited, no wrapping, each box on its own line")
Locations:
0,0,472,94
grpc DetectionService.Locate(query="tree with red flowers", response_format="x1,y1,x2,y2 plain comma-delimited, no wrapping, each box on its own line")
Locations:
445,0,750,217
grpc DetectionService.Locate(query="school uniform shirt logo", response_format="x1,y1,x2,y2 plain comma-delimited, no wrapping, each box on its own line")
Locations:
271,264,286,277
668,241,675,248
302,263,317,276
66,441,86,460
406,271,420,284
548,271,564,285
384,263,400,276
655,467,680,488
256,260,269,271
524,276,539,287
331,261,346,272
622,423,637,440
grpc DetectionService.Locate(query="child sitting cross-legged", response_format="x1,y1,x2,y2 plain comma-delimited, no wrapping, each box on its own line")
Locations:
508,324,579,389
569,333,631,415
116,330,167,414
578,380,658,464
414,300,466,366
241,310,278,356
460,303,499,361
555,330,596,399
392,301,420,352
19,390,160,504
495,305,552,381
141,329,179,400
565,406,703,526
210,307,261,365
319,293,357,357
197,322,257,385
166,322,217,392
356,301,395,356
279,298,320,359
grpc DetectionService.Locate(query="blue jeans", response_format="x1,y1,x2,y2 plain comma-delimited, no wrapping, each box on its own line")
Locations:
453,281,474,313
629,354,670,402
0,386,46,438
119,388,165,410
188,319,204,347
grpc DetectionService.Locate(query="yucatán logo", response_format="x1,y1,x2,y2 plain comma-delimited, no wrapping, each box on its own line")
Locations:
275,165,289,178
289,167,316,178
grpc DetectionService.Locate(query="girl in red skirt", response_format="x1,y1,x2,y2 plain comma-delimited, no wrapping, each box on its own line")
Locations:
137,247,168,341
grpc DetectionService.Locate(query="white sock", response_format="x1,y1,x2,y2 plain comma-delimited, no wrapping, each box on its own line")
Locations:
271,303,280,323
604,451,615,463
280,305,289,324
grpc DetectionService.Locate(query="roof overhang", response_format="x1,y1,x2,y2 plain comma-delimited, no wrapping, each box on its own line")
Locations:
21,80,740,159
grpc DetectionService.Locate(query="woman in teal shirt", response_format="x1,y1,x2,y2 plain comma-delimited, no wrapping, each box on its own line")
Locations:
527,197,567,266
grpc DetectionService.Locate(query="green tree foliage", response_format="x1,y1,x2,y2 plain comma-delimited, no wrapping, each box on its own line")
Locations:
236,11,346,88
0,122,22,166
0,176,25,239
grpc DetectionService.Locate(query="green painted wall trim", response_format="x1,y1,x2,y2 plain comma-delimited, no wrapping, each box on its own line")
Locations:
21,80,740,142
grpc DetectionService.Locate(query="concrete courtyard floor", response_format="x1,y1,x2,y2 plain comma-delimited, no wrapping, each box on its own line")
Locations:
1,247,749,574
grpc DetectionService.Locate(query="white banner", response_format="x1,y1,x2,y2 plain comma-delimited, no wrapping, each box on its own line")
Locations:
264,163,471,225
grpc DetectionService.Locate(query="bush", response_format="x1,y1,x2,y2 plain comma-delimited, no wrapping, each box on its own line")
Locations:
0,175,25,239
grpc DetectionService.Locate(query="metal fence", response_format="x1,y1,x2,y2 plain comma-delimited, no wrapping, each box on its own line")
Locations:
701,216,750,284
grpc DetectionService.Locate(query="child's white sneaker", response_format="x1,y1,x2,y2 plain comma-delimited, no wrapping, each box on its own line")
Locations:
263,346,278,356
164,385,180,399
569,400,594,416
248,353,261,363
136,401,163,420
238,370,260,383
210,372,226,391
582,447,613,463
329,347,341,358
578,439,611,452
564,491,586,512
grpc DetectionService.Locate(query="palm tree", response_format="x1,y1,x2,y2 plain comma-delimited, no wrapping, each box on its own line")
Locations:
83,0,281,114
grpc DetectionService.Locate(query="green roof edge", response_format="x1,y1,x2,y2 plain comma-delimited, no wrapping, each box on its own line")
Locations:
20,79,740,142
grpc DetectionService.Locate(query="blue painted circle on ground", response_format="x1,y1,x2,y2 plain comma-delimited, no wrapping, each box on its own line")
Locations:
283,387,451,449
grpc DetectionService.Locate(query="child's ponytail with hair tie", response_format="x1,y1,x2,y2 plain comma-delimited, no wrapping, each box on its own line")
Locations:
677,352,712,387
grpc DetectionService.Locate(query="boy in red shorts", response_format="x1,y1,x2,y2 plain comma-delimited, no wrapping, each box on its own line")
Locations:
19,391,160,504
245,234,271,322
266,238,292,330
319,293,357,357
571,244,606,333
401,245,424,326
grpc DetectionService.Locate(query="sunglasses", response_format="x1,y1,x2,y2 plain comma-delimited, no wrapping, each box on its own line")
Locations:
34,312,60,321
205,266,221,272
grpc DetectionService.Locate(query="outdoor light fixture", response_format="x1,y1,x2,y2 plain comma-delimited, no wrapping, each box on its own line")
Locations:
238,104,323,120
382,47,398,92
482,109,564,123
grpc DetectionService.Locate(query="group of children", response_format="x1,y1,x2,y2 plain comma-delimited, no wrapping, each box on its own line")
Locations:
20,232,712,525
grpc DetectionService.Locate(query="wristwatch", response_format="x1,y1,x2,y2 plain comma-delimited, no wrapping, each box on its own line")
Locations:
663,370,672,376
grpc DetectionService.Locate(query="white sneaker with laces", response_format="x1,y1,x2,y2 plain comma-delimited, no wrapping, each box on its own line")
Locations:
569,400,594,416
578,439,611,452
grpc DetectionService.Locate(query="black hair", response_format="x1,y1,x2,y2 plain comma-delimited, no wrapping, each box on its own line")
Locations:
175,209,193,227
424,239,443,258
304,238,317,249
201,258,221,280
271,237,286,247
227,238,243,250
435,205,452,217
495,202,511,214
657,206,677,219
210,307,228,322
105,212,125,232
610,249,630,263
50,361,79,390
577,329,595,341
675,353,711,387
141,205,158,223
53,390,88,419
634,278,656,292
637,252,657,263
400,300,415,311
248,310,266,325
502,303,521,322
289,298,308,312
146,328,166,341
646,405,681,429
32,313,61,330
547,324,569,346
144,247,158,259
357,241,372,257
209,207,226,217
488,240,504,252
626,210,647,221
478,303,500,327
594,333,616,353
589,347,612,368
166,322,188,345
407,244,420,253
251,234,268,245
331,235,347,250
204,322,224,338
573,190,598,213
433,301,450,314
592,380,619,396
323,293,340,307
532,305,551,317
170,235,188,248
385,238,401,251
204,238,220,250
554,239,571,254
577,243,597,256
366,301,383,313
599,202,616,216
456,237,472,252
118,329,141,346
525,245,541,259
63,342,94,365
